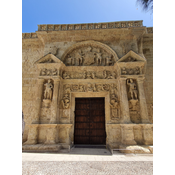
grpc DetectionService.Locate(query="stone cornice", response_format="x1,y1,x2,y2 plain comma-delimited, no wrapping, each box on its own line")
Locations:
22,21,153,39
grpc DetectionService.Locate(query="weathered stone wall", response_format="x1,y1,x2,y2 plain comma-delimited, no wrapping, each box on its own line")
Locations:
143,33,153,123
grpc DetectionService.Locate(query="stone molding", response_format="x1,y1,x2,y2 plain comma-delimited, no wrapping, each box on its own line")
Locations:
22,33,38,39
37,21,143,32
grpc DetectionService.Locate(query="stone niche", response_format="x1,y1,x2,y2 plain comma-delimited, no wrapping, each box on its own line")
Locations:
22,27,153,154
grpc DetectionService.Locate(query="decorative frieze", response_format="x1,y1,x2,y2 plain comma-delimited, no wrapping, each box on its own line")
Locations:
38,21,143,32
121,67,142,75
62,70,116,79
40,68,58,76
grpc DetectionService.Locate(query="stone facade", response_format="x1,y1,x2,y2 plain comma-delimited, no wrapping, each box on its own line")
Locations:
22,20,153,153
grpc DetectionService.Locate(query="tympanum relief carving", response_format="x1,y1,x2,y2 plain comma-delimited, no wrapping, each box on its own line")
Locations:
62,70,116,79
64,46,114,66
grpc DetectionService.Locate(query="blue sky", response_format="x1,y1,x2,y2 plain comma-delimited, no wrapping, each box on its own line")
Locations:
22,0,153,33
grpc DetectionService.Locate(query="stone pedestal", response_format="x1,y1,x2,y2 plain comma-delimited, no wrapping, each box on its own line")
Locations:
58,124,72,144
33,79,44,124
119,78,132,123
120,124,136,145
137,78,150,123
44,125,57,144
141,124,153,145
23,124,39,145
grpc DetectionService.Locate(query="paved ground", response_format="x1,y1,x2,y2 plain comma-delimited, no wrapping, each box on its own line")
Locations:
22,148,153,175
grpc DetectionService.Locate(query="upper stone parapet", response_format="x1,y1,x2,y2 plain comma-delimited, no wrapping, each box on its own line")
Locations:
37,20,143,32
22,32,38,39
146,27,153,33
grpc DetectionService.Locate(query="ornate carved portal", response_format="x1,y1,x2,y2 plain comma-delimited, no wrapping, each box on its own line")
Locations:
23,40,152,153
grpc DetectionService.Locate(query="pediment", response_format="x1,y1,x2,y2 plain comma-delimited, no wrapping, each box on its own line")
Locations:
118,50,146,62
35,53,63,64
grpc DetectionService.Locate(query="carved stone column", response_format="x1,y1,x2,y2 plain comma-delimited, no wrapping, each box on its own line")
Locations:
119,78,132,123
45,125,57,144
23,124,39,145
137,78,150,123
33,78,44,124
120,124,136,145
50,78,60,124
141,124,153,145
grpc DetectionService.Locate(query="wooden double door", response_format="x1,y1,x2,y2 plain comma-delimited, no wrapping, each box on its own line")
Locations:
74,98,106,145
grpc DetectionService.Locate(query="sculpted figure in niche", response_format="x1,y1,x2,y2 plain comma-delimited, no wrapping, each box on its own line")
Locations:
127,79,138,99
44,79,53,100
41,68,47,76
95,49,102,65
62,94,70,109
121,67,127,75
52,68,57,76
105,56,113,66
63,72,70,79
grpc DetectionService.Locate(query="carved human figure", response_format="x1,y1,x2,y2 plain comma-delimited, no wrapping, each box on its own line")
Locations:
52,68,57,76
44,79,53,100
103,70,107,79
87,84,96,92
91,72,96,79
128,69,134,75
41,68,47,76
128,56,136,62
62,94,70,109
134,67,140,75
121,67,127,75
96,50,102,65
107,72,115,79
110,84,117,95
127,79,138,99
78,85,85,92
82,71,87,79
86,72,92,79
105,56,113,66
67,55,74,65
74,51,83,66
63,72,70,79
110,94,118,108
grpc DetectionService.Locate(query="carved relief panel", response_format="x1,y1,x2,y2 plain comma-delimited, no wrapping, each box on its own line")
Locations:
64,46,115,66
62,70,117,79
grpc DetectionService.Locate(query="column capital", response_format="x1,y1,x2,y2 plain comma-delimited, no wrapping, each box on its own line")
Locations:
137,77,145,83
